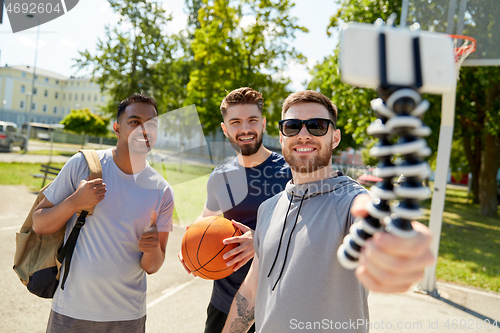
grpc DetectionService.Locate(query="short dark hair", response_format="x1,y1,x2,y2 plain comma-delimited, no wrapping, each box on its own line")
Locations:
117,94,158,121
282,90,337,127
220,87,264,119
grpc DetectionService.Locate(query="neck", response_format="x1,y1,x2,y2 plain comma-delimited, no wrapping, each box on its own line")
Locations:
236,146,272,168
112,146,148,175
291,163,337,185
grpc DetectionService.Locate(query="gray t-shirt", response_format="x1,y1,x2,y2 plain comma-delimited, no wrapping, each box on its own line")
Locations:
43,149,174,322
254,175,369,332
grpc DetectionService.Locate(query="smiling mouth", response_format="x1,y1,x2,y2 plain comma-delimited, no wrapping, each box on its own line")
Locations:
294,147,316,152
135,137,150,148
238,136,255,143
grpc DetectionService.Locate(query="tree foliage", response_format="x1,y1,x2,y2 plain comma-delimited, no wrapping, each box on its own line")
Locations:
185,0,308,136
312,0,499,217
60,109,110,137
74,0,182,115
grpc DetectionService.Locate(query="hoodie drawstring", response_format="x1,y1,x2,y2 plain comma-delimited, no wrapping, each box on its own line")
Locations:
268,188,308,291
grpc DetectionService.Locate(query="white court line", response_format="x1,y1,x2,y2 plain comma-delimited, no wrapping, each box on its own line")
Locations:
0,226,20,232
147,279,196,309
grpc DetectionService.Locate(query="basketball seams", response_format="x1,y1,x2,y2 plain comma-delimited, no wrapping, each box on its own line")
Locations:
182,216,243,280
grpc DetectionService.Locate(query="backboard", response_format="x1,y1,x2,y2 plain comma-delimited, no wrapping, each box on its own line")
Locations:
401,0,500,66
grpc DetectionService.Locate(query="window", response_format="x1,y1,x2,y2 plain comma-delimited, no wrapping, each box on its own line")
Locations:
56,80,59,85
94,94,97,101
44,90,48,97
22,72,26,77
90,82,94,87
6,125,17,133
33,88,37,95
19,100,25,109
63,93,66,100
82,94,84,101
75,94,77,101
34,75,38,80
31,102,37,111
17,115,25,124
101,96,105,102
42,104,48,113
45,77,49,82
21,85,25,93
69,94,72,101
53,106,58,114
60,107,65,115
55,92,59,99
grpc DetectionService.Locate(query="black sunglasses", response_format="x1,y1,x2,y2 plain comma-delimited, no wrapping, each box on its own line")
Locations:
278,118,335,137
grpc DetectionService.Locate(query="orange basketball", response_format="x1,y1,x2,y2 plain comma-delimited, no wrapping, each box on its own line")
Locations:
181,216,243,280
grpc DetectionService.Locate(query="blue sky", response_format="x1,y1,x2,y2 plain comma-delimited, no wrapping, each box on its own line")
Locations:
0,0,339,91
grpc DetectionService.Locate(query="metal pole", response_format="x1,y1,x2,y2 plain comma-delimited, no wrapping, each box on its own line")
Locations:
418,84,457,294
25,14,40,152
400,0,409,28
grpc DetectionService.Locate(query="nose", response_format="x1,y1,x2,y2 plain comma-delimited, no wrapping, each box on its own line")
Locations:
241,120,252,132
296,123,312,140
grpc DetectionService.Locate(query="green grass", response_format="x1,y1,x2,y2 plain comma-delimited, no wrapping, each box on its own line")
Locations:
16,150,77,157
418,187,500,293
2,162,499,292
0,162,65,190
151,162,212,226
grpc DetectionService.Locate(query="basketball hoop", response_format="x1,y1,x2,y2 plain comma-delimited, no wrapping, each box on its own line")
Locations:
449,34,477,79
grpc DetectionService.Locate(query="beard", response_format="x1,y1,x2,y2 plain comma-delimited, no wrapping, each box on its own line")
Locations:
283,142,332,174
227,130,264,156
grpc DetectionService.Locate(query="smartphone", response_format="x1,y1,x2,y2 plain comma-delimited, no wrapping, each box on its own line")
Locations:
340,22,456,94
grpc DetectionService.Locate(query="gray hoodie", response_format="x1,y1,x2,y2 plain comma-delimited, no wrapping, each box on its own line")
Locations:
254,175,369,332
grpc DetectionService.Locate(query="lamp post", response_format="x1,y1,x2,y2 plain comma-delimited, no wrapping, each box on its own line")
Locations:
25,14,40,152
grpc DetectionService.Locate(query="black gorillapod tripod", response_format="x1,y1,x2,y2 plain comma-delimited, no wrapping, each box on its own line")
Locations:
337,29,432,270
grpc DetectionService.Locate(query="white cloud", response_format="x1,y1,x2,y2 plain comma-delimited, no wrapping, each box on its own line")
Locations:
18,35,47,50
240,15,256,29
61,38,79,49
99,2,110,14
164,13,188,34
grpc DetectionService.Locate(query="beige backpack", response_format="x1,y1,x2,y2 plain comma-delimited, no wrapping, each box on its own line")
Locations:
13,150,101,298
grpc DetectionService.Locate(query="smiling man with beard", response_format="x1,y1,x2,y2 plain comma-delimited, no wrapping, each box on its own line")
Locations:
179,87,292,333
222,90,435,333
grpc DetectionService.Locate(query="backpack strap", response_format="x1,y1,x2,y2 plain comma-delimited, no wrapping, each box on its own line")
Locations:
58,150,102,290
77,150,102,216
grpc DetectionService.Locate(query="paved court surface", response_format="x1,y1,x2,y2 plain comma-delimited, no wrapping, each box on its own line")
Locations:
0,185,499,332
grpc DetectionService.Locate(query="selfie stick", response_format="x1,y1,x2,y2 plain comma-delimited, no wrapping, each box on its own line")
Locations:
337,27,431,270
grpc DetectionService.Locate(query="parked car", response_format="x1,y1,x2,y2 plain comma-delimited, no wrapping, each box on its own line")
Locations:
0,121,27,152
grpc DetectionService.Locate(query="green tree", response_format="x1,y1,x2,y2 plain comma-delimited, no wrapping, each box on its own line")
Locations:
313,0,499,217
185,0,308,136
60,109,110,147
74,0,179,115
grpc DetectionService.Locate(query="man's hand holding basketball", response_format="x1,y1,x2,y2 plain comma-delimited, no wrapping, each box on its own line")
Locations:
222,220,255,271
351,194,435,293
139,211,159,253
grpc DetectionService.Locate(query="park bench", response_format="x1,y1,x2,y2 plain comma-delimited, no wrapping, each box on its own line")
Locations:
32,164,61,188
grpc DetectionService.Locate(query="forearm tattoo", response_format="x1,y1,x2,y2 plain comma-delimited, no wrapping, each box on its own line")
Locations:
229,292,255,333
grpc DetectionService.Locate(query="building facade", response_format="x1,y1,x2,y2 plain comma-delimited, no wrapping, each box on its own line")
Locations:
0,65,109,127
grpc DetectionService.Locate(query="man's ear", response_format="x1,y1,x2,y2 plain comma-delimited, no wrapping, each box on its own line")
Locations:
113,122,120,137
221,122,228,138
262,117,267,133
331,129,341,150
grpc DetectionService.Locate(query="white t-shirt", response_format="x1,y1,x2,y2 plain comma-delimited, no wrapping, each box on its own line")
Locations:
43,149,174,321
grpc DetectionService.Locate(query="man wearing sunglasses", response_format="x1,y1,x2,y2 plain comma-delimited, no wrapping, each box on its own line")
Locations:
222,90,434,333
179,87,291,333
